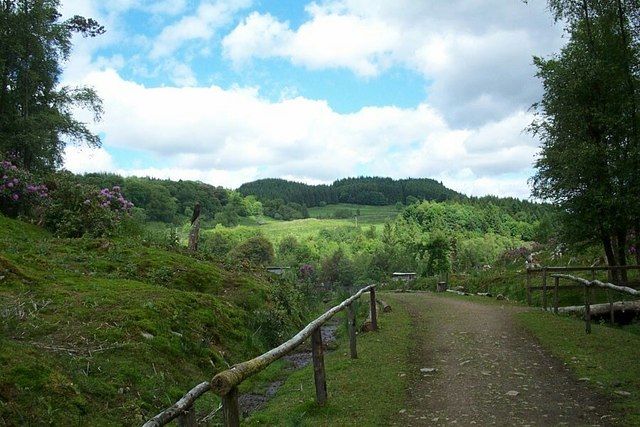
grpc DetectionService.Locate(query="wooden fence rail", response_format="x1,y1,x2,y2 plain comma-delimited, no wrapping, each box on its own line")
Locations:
525,265,640,309
551,273,640,334
142,284,380,427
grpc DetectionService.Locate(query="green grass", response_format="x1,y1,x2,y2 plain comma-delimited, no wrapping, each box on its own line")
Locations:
243,292,412,426
0,214,296,425
518,310,640,425
308,203,401,225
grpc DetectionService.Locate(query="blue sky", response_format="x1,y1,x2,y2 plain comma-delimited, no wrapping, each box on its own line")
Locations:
60,0,564,199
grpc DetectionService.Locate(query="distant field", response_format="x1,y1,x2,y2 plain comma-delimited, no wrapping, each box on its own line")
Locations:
233,204,401,241
308,203,401,224
258,218,353,240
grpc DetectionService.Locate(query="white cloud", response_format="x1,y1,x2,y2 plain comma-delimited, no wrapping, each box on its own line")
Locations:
223,7,399,77
57,0,563,199
66,69,539,198
222,0,563,125
150,0,252,59
63,145,116,173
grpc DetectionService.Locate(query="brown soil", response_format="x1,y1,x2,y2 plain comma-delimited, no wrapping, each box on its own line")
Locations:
390,293,620,427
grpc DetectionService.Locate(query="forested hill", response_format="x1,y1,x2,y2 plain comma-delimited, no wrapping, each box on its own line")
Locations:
237,177,463,207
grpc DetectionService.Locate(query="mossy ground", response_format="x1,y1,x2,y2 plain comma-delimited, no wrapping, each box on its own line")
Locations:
0,214,284,425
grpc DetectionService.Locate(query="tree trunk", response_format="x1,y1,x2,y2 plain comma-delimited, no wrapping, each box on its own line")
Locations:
188,217,200,252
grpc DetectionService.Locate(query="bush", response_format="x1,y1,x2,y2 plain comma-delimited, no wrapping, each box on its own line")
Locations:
0,160,48,219
44,173,134,237
228,235,274,266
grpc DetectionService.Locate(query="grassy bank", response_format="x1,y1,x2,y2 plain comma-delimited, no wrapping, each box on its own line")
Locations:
0,214,309,425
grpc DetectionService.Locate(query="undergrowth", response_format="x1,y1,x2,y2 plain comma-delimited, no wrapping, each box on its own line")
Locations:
0,214,313,425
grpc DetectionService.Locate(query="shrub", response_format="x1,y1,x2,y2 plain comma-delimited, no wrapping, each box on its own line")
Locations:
0,160,48,219
44,173,134,237
228,235,274,266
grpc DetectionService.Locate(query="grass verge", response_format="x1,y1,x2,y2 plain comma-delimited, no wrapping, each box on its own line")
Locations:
518,310,640,425
243,292,412,426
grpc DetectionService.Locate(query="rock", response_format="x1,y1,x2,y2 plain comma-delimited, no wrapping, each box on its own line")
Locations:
496,294,505,300
420,368,437,373
614,391,631,397
506,390,520,397
578,377,591,382
141,332,154,340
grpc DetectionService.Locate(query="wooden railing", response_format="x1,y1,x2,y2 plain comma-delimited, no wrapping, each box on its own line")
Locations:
525,265,640,309
142,284,380,427
551,274,640,334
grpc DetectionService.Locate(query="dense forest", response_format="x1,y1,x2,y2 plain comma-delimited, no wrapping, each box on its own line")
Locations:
237,176,462,207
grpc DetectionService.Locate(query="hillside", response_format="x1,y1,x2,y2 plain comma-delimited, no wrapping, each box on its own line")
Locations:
0,215,306,425
237,176,463,207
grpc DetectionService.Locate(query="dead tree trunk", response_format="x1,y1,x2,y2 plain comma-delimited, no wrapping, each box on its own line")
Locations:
188,217,200,252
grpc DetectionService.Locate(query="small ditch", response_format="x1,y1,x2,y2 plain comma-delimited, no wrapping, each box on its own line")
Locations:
237,319,341,417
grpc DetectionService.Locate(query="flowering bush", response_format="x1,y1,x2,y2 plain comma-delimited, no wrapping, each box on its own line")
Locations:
44,173,134,237
0,160,48,218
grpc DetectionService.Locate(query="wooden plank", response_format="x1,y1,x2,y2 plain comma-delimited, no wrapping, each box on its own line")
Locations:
530,285,581,291
311,328,328,404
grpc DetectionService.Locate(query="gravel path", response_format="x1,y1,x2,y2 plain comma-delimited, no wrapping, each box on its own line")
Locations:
389,293,619,426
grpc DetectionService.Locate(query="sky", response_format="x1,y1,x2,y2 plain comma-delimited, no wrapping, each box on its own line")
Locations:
59,0,565,199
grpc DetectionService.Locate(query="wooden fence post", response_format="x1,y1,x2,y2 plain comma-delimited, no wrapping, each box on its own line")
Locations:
583,283,592,334
347,303,357,359
369,288,378,331
553,276,559,314
222,387,240,427
177,406,196,427
526,269,532,306
188,217,200,252
311,328,328,404
542,268,548,310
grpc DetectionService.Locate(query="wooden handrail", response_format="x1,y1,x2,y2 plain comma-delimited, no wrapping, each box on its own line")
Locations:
211,284,376,395
142,381,210,427
550,273,639,334
551,273,640,296
141,284,380,427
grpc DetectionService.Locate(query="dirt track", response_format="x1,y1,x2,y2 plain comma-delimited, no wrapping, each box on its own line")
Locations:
388,293,619,426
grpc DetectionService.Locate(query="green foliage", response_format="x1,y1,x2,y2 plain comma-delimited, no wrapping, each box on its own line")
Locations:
228,235,275,266
320,248,355,287
43,172,134,237
238,176,462,211
531,0,640,268
0,213,301,424
0,0,104,173
0,160,48,218
250,278,308,347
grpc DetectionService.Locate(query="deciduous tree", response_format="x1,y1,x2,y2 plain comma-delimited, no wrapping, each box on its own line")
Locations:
0,0,104,172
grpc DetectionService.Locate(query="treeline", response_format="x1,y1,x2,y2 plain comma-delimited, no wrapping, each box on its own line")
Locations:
237,176,462,207
75,173,238,224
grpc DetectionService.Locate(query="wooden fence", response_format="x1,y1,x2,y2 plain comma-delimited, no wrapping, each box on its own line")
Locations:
142,284,381,427
525,265,640,310
551,273,640,334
